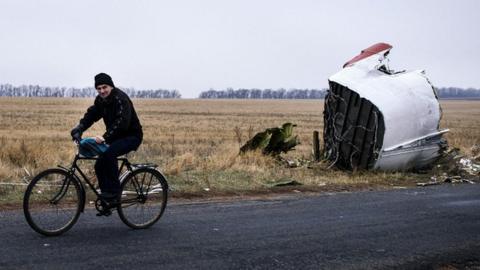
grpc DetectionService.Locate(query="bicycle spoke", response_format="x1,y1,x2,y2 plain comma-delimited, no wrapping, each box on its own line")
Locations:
121,202,139,209
140,171,147,194
145,172,154,195
131,174,143,196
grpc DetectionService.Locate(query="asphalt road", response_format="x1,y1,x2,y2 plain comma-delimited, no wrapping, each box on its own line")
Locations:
1,184,480,270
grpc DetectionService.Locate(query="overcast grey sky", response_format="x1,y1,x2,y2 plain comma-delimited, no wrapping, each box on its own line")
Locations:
0,0,479,98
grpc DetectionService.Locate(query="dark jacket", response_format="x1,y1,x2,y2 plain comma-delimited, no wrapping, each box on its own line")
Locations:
78,88,143,145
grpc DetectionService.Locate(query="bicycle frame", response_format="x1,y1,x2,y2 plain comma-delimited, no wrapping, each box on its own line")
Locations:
55,154,134,212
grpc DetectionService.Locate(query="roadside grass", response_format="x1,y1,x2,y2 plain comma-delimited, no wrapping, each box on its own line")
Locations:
0,98,479,207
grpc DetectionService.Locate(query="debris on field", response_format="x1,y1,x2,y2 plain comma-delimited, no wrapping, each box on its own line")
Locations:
417,182,440,187
275,156,312,168
433,147,480,177
459,158,480,175
443,177,475,184
240,123,299,155
417,176,440,187
420,147,480,186
416,181,437,187
284,158,311,168
267,179,302,187
418,175,476,186
22,167,32,183
287,159,301,168
324,42,448,171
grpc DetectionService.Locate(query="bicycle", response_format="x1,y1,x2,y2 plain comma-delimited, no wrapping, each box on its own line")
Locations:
23,140,169,236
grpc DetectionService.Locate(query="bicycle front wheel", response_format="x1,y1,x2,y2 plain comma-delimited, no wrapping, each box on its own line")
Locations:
23,168,82,236
118,168,168,229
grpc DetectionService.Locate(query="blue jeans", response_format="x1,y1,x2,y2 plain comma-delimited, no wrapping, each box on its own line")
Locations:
95,136,141,195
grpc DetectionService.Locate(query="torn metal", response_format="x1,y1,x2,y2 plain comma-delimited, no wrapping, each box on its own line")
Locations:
323,43,448,171
240,123,299,155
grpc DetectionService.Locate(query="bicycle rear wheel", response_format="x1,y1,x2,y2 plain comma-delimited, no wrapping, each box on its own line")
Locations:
23,168,82,236
118,168,168,229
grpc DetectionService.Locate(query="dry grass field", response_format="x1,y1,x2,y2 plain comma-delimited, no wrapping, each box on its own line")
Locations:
0,97,479,203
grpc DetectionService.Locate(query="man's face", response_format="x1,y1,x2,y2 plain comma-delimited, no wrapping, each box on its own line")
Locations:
96,84,113,98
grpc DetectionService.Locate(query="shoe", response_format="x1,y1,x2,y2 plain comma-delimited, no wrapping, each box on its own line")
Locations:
96,209,112,217
98,192,119,203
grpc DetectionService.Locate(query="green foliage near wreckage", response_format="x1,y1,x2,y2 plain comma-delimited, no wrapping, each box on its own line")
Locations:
240,123,299,155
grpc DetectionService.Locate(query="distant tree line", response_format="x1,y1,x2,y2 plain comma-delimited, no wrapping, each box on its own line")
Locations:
0,84,181,98
1,84,479,100
199,87,480,99
199,88,328,99
436,87,480,98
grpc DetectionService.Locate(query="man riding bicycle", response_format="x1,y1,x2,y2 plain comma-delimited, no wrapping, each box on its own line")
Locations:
70,73,143,202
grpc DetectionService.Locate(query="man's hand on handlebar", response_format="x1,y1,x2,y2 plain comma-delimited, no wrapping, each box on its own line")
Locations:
70,125,83,143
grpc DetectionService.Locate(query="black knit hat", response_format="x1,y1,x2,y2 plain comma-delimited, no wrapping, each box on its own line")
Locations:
94,73,115,88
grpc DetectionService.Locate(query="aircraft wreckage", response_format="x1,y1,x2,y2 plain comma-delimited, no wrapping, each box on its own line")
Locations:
323,43,449,171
